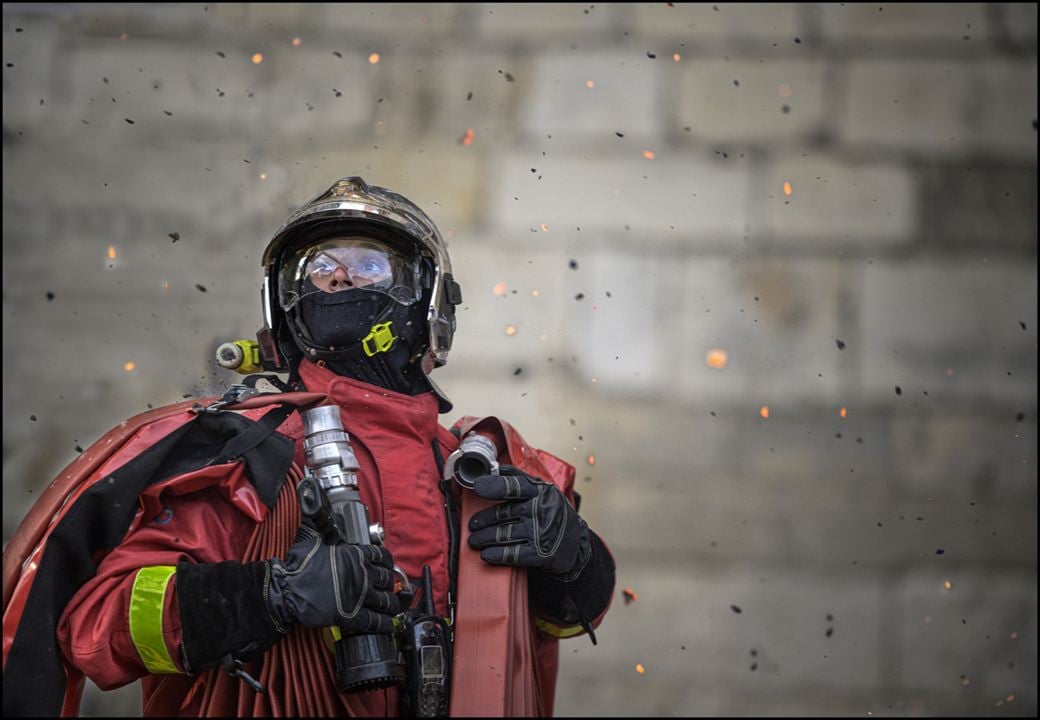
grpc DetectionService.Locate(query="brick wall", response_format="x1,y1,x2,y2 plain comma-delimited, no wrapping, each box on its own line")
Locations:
3,4,1036,716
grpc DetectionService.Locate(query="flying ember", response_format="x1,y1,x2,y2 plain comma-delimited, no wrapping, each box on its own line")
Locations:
505,325,517,336
252,53,264,64
643,150,655,160
759,406,770,419
783,182,793,196
492,282,508,296
123,361,136,372
369,53,381,64
706,348,728,369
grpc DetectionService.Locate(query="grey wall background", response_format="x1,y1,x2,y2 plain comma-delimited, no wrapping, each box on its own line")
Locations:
3,3,1037,717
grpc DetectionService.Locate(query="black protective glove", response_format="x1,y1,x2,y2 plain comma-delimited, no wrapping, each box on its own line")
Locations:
177,526,400,672
467,464,591,578
467,465,616,642
266,525,401,633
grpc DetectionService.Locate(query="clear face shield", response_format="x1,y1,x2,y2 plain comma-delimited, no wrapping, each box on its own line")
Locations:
277,236,424,312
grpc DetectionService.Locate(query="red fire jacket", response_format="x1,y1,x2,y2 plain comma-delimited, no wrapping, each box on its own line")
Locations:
39,360,611,716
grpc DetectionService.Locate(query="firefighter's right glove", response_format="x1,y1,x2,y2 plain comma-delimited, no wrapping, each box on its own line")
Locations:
265,525,401,634
176,526,399,673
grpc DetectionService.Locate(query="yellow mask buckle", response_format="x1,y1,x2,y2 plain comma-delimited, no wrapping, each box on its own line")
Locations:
362,321,397,357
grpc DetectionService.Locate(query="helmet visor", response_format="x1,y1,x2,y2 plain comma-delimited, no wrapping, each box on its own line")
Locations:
278,236,422,310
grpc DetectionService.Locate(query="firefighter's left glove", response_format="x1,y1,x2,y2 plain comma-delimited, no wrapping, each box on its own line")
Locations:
467,464,591,579
467,465,617,641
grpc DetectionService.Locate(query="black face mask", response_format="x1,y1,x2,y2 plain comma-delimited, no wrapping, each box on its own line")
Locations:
296,287,432,395
298,287,390,351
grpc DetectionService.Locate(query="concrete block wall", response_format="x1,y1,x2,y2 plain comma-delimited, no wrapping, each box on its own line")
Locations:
3,4,1035,717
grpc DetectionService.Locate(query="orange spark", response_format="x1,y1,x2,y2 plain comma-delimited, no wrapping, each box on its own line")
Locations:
587,454,596,466
839,407,847,418
643,150,655,160
586,80,595,88
783,181,793,196
635,663,645,674
252,53,264,64
673,53,681,62
460,127,475,146
540,224,549,232
260,172,268,180
706,348,728,369
943,580,952,590
531,289,541,297
107,246,117,260
759,406,770,419
291,37,301,47
368,52,381,64
123,361,136,372
505,325,517,336
492,282,508,296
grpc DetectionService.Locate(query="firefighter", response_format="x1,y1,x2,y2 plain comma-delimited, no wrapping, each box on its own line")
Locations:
2,177,615,717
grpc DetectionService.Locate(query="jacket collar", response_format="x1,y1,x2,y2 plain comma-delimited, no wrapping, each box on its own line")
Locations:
297,359,440,444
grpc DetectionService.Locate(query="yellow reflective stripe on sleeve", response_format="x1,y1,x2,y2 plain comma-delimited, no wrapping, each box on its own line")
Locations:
534,616,586,639
129,565,183,674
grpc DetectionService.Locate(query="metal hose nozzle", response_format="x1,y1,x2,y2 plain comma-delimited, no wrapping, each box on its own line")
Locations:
445,432,499,488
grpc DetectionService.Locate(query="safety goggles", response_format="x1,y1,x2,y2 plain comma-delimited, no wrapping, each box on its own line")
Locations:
278,236,423,310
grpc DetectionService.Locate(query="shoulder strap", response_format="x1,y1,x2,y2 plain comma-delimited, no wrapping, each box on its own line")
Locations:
220,403,298,461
